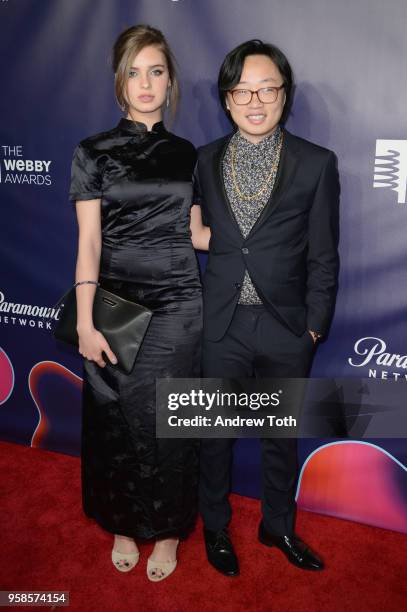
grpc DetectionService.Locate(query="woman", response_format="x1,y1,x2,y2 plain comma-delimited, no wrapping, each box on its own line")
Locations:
69,24,209,581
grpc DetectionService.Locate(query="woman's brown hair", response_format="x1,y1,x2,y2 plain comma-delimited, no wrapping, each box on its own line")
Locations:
112,24,179,119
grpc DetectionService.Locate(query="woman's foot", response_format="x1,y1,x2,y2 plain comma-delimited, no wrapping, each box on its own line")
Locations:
112,534,140,572
147,538,179,581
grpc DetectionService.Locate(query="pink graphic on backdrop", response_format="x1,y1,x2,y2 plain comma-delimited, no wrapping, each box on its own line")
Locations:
297,441,407,533
29,361,82,448
0,347,15,405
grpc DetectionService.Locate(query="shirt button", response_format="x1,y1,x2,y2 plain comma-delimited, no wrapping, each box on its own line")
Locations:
242,247,249,254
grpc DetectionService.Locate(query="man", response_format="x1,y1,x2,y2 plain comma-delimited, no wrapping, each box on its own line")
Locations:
193,39,340,576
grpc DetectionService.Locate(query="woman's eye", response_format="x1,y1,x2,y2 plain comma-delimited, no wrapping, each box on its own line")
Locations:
128,70,138,78
151,69,164,76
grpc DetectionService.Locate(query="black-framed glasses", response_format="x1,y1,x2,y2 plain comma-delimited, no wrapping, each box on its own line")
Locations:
229,84,285,105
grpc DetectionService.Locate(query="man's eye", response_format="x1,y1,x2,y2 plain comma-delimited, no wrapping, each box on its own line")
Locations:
261,88,275,94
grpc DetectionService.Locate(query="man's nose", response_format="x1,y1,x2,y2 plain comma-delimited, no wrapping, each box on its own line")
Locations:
249,91,263,106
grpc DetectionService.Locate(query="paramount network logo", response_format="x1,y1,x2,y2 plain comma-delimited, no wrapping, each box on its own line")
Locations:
0,290,60,330
348,336,407,380
373,140,407,204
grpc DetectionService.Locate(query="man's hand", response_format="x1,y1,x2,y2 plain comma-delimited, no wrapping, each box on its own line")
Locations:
308,330,321,344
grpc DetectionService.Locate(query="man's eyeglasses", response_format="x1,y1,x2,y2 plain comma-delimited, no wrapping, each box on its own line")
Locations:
229,84,285,105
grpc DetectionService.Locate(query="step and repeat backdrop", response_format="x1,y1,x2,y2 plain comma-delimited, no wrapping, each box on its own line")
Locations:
0,0,406,532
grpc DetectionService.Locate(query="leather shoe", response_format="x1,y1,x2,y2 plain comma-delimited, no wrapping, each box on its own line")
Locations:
258,521,324,570
203,527,239,576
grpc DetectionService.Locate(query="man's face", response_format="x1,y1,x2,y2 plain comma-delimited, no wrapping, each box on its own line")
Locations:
226,54,286,143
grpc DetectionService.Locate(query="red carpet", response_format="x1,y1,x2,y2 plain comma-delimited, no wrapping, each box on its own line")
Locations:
0,441,406,612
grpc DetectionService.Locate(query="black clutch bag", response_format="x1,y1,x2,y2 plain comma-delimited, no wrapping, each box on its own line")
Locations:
53,284,152,375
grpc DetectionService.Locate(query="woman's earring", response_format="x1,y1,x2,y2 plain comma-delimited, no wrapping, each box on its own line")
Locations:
166,89,170,108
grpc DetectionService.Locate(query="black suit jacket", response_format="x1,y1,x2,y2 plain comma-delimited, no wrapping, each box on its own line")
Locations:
194,127,340,342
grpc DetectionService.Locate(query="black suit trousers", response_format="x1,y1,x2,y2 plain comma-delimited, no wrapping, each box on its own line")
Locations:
200,304,315,536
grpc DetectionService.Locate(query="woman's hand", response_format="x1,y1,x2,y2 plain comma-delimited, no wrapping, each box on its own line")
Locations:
77,325,118,368
190,204,211,251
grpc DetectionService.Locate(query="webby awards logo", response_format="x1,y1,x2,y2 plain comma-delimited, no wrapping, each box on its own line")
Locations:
0,145,52,186
373,140,407,204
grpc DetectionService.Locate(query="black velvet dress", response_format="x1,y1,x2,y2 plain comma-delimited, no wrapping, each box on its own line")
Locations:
69,118,202,540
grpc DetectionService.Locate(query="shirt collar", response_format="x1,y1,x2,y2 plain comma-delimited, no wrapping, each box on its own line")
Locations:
117,118,167,135
233,125,282,151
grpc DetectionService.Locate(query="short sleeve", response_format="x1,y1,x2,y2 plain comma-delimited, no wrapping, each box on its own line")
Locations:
192,156,210,227
192,159,202,206
69,142,103,202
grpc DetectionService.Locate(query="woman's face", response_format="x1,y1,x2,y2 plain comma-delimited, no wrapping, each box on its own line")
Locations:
125,44,170,125
225,54,286,143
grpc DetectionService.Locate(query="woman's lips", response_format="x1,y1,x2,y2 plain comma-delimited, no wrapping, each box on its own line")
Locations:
138,95,155,102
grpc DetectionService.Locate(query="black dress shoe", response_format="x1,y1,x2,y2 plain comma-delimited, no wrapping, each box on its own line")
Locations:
203,527,239,576
258,521,324,570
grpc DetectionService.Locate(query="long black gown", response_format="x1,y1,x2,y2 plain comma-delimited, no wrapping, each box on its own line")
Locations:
69,118,202,540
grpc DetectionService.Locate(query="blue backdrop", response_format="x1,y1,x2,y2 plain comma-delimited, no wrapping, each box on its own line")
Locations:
1,0,406,533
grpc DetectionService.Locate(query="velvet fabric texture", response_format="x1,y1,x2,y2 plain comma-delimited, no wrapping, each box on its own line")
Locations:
69,118,202,539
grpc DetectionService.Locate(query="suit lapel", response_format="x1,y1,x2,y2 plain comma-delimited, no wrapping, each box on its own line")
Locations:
247,128,300,237
212,133,245,238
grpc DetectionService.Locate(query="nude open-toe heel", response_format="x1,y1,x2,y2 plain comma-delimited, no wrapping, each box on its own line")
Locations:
112,547,140,572
147,540,179,582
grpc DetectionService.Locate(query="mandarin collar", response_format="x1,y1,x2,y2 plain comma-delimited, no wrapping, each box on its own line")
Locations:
118,117,166,135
